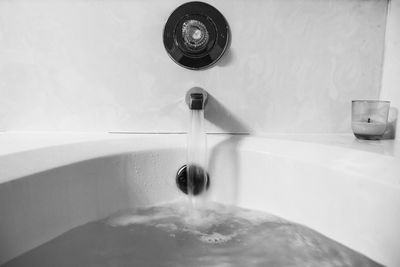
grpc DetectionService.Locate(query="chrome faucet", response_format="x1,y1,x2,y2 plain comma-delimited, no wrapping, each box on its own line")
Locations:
185,87,208,110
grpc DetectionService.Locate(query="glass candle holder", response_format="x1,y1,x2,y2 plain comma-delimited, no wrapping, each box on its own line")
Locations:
352,100,390,140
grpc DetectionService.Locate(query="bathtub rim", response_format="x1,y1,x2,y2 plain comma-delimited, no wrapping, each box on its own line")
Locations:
0,132,399,186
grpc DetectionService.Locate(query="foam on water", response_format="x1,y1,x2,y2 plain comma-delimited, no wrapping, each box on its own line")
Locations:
4,200,383,267
108,201,284,245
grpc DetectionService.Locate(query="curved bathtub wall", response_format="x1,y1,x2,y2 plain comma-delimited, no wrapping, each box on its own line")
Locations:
0,151,185,265
0,0,388,134
0,134,399,266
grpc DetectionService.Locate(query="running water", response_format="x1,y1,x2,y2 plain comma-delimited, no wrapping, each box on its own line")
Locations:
186,108,208,206
4,201,382,267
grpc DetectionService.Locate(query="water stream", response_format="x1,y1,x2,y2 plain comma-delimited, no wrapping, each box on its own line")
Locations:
186,109,208,206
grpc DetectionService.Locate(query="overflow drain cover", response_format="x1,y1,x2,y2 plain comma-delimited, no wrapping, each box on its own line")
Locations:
176,164,210,195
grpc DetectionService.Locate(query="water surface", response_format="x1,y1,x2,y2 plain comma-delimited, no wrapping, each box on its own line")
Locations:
4,201,382,267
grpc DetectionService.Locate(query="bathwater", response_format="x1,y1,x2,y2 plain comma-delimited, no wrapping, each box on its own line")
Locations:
4,201,382,267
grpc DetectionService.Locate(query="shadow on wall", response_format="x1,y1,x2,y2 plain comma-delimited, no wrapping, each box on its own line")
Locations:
205,93,250,205
205,93,249,133
215,48,235,68
383,107,398,139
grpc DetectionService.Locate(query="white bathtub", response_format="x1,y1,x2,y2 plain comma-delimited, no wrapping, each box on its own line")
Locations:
0,133,399,266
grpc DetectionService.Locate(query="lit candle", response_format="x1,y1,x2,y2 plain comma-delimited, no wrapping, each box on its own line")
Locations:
352,120,387,136
351,100,390,140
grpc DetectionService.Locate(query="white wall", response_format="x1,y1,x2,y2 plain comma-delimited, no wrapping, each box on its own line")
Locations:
0,0,388,134
381,0,400,139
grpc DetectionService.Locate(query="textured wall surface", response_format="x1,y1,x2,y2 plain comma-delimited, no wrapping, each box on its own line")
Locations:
0,0,388,133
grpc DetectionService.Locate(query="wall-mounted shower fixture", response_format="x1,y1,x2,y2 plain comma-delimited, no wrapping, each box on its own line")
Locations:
163,1,230,70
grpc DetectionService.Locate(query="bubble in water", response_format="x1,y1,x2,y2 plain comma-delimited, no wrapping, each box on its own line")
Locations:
198,232,236,244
